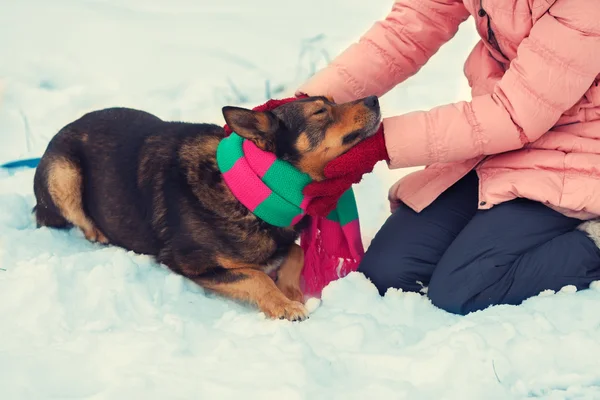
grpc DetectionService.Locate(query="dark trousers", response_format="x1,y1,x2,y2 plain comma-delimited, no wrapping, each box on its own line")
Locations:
359,171,600,315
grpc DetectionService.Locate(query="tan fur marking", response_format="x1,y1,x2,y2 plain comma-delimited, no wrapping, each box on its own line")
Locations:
297,158,326,181
276,244,304,302
197,268,308,320
297,133,311,152
215,255,258,270
327,104,366,143
47,158,108,244
255,113,272,133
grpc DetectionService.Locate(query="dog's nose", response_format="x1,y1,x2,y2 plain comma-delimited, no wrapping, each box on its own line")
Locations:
364,95,379,109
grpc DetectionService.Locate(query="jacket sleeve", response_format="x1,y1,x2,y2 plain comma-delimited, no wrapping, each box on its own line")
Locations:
384,0,600,169
295,0,470,103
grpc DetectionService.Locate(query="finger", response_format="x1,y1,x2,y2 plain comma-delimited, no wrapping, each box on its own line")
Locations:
324,141,379,177
303,179,353,197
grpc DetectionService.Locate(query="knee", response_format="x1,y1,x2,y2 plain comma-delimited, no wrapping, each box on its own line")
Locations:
427,279,470,315
358,249,427,296
358,253,397,296
427,263,493,315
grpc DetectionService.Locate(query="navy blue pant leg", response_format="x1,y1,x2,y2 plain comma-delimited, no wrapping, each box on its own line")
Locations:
428,199,600,315
358,171,479,295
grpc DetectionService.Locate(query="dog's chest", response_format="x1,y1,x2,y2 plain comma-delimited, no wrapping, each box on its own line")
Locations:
262,255,284,277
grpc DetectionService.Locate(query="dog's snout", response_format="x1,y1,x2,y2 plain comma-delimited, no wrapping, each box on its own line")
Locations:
364,95,379,109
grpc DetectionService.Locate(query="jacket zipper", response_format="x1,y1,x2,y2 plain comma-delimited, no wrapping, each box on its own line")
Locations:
478,0,507,60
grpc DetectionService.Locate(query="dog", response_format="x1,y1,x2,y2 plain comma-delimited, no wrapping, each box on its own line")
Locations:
33,95,381,320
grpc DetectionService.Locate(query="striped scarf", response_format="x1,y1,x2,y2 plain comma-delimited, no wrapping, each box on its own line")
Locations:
216,132,364,296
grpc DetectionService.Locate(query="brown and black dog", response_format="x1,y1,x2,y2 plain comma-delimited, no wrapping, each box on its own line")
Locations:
33,95,381,321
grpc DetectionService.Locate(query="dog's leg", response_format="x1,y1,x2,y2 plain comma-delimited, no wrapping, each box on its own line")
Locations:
276,243,304,302
47,157,108,244
197,267,308,321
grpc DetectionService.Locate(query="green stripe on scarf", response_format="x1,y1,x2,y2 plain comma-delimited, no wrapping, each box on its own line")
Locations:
263,159,311,205
254,192,299,227
216,133,244,173
326,189,359,226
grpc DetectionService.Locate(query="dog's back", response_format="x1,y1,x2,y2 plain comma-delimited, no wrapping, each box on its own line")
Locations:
33,107,226,255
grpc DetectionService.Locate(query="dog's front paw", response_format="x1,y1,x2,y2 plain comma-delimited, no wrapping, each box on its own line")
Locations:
260,297,308,322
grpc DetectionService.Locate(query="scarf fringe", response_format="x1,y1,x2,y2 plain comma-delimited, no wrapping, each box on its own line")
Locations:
300,217,361,297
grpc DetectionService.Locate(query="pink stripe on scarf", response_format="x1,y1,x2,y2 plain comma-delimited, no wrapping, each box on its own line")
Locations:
243,139,277,178
222,159,271,211
290,196,313,226
300,217,362,296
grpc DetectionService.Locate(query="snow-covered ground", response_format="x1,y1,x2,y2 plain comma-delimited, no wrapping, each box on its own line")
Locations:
2,1,600,399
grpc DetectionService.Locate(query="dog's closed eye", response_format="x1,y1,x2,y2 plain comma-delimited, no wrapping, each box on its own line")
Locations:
342,131,361,145
313,108,327,115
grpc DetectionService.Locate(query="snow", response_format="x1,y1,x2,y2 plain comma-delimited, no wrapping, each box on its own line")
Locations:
2,1,600,399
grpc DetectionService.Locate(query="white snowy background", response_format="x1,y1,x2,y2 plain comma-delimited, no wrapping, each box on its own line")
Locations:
2,0,600,399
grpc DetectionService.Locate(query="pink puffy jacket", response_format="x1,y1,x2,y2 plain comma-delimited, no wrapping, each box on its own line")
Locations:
297,0,600,219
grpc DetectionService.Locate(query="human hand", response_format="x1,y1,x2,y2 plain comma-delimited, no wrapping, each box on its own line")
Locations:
303,124,389,217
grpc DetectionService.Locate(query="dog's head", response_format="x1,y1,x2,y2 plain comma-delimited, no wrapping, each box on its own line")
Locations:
222,95,381,180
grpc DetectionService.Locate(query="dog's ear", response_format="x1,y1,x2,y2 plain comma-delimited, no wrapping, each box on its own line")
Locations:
222,107,279,151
